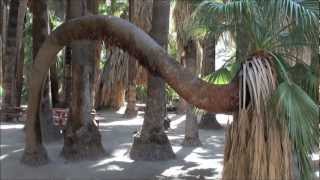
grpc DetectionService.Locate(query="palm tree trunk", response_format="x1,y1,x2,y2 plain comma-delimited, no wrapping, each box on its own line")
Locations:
1,0,27,121
95,45,128,110
50,62,59,108
181,40,202,146
21,0,54,166
62,46,72,107
198,37,222,129
130,0,175,161
61,0,105,161
15,42,24,107
124,0,153,118
47,11,60,108
0,0,5,105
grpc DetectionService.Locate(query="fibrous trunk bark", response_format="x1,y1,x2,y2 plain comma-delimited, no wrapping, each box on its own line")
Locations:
49,16,60,108
61,0,105,161
95,45,128,110
50,61,59,108
198,37,222,130
130,0,175,161
222,112,294,180
62,46,72,107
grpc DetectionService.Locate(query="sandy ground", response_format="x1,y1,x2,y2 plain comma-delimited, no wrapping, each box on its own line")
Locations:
0,107,234,180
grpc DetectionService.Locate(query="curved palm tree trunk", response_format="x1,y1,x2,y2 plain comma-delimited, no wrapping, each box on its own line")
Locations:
21,15,239,165
60,0,105,161
130,0,175,161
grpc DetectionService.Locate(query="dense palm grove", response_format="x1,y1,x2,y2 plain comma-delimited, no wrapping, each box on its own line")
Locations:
0,0,319,180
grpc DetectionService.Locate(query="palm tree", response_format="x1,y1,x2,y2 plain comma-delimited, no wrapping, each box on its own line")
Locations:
129,0,175,161
193,0,319,179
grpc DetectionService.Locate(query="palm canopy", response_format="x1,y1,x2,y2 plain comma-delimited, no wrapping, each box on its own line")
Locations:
191,0,319,179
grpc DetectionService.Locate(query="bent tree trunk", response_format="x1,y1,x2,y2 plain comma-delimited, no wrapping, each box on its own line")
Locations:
130,0,175,161
22,15,238,165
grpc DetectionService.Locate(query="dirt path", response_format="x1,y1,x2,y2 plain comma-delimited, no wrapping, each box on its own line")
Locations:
0,108,232,180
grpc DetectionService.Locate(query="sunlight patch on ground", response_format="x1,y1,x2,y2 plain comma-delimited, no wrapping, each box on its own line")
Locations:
161,166,184,177
172,146,183,153
98,117,143,127
116,105,127,114
216,114,233,125
0,124,24,130
91,148,133,168
0,154,8,160
170,115,186,129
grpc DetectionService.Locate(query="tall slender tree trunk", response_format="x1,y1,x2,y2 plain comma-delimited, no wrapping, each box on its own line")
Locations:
198,37,222,129
124,0,152,118
50,61,59,107
95,45,128,110
62,46,72,107
48,13,60,108
130,0,175,161
21,0,54,166
94,4,128,111
173,0,201,146
181,40,202,146
61,0,105,161
61,0,72,108
32,0,61,143
0,0,7,104
1,0,27,121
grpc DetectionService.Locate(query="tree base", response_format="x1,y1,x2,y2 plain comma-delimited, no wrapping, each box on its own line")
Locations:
61,123,106,161
182,137,202,147
198,113,222,130
124,108,138,119
130,132,175,161
21,145,49,166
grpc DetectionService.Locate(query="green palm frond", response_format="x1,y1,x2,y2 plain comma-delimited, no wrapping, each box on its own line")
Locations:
289,63,319,101
270,81,319,180
203,59,240,85
273,0,319,28
204,67,231,85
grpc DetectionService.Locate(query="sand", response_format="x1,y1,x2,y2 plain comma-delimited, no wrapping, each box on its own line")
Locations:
0,107,233,180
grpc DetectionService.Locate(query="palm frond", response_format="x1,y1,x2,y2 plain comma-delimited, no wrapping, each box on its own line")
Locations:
289,63,319,101
273,0,319,28
270,81,319,180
